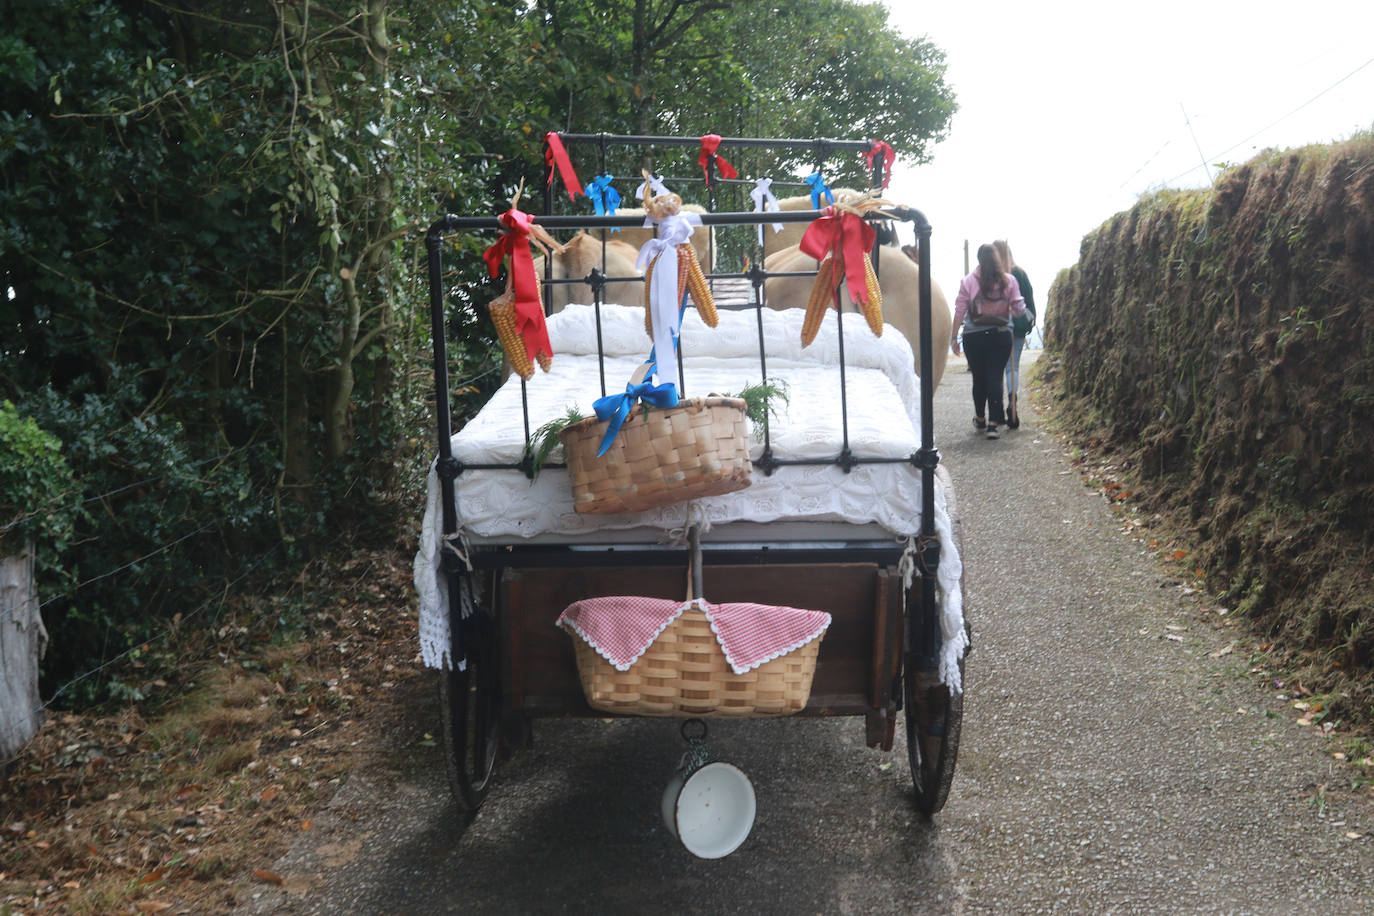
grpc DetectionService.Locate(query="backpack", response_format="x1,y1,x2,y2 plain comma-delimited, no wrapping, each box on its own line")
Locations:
968,285,1012,327
1012,308,1034,337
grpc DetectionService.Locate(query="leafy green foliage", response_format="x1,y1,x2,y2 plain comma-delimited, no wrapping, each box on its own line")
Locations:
0,400,76,551
532,0,955,189
0,0,529,700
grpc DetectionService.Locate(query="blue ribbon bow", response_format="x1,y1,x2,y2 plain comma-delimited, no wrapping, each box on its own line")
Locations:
592,362,679,457
587,174,621,219
804,171,834,209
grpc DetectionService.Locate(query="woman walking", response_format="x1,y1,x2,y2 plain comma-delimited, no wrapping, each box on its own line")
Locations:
951,243,1028,439
993,239,1035,428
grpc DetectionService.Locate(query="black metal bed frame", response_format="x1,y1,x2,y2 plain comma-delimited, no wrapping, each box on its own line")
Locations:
423,133,942,668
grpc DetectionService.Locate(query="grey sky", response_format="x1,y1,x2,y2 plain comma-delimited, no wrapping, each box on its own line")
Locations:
881,0,1374,319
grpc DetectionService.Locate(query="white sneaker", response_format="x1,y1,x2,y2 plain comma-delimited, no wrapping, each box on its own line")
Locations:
986,425,1000,440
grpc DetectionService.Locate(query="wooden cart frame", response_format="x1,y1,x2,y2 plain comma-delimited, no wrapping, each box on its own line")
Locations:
422,133,964,819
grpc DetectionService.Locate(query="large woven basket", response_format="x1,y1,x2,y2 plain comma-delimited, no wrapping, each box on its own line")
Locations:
570,603,822,717
558,396,751,514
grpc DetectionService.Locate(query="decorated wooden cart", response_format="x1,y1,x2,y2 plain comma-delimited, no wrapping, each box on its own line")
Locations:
414,133,967,843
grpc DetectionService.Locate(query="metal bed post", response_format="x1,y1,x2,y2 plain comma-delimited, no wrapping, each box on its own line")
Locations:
425,219,466,664
908,208,942,666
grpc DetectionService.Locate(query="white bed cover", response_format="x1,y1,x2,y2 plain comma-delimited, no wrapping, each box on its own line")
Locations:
414,300,966,691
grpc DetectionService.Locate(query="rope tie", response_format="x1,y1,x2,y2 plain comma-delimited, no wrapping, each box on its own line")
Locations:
898,535,917,589
916,534,940,575
664,502,714,546
679,719,712,775
441,529,474,572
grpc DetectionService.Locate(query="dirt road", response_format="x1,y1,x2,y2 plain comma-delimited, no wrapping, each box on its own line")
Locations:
237,350,1374,915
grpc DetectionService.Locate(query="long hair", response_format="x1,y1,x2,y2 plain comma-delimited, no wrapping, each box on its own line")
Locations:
976,244,1006,298
993,239,1015,271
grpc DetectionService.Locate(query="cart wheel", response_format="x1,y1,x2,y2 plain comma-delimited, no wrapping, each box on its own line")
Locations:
905,505,966,816
904,656,964,815
438,605,501,814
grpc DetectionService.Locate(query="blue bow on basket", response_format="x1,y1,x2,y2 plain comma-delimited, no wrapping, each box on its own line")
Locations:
591,360,679,457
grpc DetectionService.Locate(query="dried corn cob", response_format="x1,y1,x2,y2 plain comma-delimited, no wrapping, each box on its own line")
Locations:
676,247,690,313
488,289,534,379
643,255,655,337
859,251,884,337
680,243,717,327
801,256,837,347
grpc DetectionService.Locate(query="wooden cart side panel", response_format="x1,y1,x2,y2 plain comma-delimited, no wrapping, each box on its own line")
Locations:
866,567,904,749
504,565,685,717
503,562,883,717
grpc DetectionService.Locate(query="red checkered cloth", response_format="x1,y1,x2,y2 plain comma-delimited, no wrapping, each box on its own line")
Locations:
557,596,831,675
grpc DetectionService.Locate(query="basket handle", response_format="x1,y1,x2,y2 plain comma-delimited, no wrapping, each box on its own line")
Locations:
628,359,654,387
686,521,704,602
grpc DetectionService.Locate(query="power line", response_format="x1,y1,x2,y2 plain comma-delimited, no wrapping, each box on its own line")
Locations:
33,542,285,713
1162,53,1374,187
1,442,269,535
37,520,218,610
1209,53,1374,163
1181,104,1215,186
1119,138,1175,189
73,442,270,510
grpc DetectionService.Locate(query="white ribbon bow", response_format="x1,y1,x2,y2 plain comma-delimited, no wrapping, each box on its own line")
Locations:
750,177,784,245
635,210,700,372
634,173,670,202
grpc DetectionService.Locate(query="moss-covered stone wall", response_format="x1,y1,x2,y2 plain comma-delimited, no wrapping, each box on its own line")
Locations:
1044,135,1374,699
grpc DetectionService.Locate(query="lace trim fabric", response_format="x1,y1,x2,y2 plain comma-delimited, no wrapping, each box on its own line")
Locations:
555,596,832,676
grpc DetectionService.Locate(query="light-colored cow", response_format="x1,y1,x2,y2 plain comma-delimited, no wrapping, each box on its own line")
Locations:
763,242,952,389
606,203,713,273
534,231,642,311
763,188,863,261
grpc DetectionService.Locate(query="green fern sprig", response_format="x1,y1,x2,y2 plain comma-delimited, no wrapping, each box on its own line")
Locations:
732,379,790,431
524,406,586,478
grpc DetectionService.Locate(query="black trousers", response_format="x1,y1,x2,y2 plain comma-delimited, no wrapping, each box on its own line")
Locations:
964,327,1013,425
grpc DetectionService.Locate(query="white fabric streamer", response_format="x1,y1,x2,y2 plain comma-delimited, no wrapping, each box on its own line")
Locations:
634,210,700,373
750,177,784,245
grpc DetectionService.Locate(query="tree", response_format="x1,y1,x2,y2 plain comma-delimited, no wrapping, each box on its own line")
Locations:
0,0,542,699
531,0,955,184
1,401,73,757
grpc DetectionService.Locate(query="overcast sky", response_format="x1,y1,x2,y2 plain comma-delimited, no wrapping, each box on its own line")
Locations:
880,0,1374,317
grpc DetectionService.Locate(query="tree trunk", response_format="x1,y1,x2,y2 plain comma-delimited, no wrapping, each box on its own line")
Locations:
1,539,46,763
322,0,394,464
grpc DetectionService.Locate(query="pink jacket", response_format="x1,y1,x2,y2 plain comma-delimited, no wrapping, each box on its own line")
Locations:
952,272,1027,337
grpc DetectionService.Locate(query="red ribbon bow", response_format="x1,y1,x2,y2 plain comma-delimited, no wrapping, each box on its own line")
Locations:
698,134,738,186
798,208,877,306
863,140,895,189
544,132,584,200
483,208,554,365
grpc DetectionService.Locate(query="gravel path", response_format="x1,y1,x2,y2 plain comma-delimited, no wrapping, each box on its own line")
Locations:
238,350,1374,915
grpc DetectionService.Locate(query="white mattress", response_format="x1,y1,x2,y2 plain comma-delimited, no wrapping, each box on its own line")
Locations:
414,301,967,690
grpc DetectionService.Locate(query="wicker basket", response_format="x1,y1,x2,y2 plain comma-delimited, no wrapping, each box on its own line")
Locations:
570,602,823,717
558,396,751,514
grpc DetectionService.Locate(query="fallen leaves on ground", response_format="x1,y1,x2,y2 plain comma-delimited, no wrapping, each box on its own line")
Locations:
0,541,428,915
